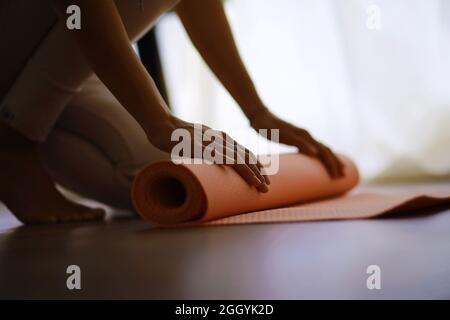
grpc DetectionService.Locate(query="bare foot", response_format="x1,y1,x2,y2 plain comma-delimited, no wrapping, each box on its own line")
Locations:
0,123,105,224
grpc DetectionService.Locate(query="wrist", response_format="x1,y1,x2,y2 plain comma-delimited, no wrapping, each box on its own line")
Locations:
245,105,270,127
142,109,175,139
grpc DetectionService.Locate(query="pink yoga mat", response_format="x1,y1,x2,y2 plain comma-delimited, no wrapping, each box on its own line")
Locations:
132,153,450,226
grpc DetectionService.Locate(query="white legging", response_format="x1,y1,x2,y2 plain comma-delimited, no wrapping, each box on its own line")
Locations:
0,0,177,209
41,76,170,210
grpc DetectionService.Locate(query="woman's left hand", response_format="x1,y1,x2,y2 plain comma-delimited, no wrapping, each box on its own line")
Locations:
249,108,345,179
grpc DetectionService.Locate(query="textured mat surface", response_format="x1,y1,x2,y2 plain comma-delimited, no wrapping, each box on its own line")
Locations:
207,191,450,225
133,153,450,226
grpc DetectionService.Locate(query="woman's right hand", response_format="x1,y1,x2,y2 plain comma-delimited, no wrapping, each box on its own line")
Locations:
147,115,270,193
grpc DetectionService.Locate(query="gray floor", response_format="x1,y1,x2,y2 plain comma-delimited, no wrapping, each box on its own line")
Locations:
1,184,450,299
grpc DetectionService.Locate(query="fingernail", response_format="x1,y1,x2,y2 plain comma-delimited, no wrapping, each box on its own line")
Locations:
253,175,263,185
258,183,269,193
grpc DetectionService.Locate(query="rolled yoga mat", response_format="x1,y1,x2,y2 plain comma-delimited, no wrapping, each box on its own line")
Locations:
133,153,450,226
132,153,360,225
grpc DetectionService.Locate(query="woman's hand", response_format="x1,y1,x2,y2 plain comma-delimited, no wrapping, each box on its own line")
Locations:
174,0,343,179
249,108,345,179
148,116,270,193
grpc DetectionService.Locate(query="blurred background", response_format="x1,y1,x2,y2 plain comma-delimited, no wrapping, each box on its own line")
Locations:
148,0,450,181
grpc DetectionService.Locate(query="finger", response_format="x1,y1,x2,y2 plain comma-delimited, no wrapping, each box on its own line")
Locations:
256,159,271,185
235,143,270,190
232,146,267,188
247,151,271,186
203,131,269,191
199,132,239,165
318,145,340,178
231,163,267,192
298,131,344,177
333,152,346,170
221,132,250,162
329,149,346,177
202,143,237,165
313,143,337,178
203,136,267,187
235,148,268,192
245,155,269,192
256,181,269,193
319,144,345,177
221,132,262,171
205,132,241,165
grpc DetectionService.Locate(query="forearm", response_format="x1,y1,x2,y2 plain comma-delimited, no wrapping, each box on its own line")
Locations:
51,0,171,136
175,0,267,119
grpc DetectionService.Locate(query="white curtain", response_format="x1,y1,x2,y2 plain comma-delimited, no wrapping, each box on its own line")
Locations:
156,0,450,181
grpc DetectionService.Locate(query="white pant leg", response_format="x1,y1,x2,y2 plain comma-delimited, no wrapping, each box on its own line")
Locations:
40,76,169,210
